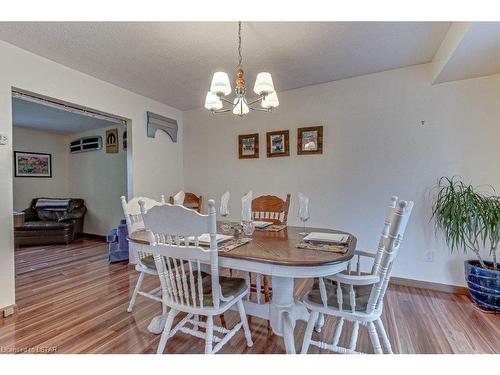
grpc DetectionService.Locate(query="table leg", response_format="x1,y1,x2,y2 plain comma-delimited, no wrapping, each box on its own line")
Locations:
270,276,310,354
147,304,168,334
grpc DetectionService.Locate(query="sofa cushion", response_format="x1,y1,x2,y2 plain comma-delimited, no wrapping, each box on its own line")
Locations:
16,221,74,231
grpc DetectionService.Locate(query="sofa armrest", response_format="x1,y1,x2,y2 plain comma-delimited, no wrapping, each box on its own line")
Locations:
59,205,87,222
22,207,38,222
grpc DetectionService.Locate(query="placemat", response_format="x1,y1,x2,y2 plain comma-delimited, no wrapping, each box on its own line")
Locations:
296,240,349,254
218,237,253,252
256,224,287,232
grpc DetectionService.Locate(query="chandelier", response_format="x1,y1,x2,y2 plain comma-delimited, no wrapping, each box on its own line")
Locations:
204,22,279,116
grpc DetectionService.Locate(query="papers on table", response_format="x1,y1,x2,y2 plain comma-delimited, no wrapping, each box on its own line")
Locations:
303,232,349,244
253,221,272,229
192,233,233,246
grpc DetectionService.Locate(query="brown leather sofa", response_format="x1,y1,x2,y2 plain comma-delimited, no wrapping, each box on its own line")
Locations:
14,198,87,247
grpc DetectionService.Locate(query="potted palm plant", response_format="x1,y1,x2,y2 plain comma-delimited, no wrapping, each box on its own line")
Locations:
432,177,499,312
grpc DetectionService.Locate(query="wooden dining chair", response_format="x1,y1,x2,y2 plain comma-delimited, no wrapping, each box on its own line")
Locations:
169,192,203,213
121,195,165,313
301,196,413,354
252,194,291,225
140,199,253,354
247,194,291,320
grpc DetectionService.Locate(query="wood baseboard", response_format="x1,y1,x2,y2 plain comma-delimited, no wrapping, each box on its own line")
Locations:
0,304,17,319
391,277,468,295
81,233,106,242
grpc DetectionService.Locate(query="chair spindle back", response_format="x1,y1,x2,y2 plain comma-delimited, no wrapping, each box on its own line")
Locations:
366,197,413,313
140,199,221,309
251,194,291,224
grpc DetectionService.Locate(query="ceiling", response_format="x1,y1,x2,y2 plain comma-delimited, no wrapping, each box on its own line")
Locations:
0,22,451,111
12,97,118,134
434,22,500,83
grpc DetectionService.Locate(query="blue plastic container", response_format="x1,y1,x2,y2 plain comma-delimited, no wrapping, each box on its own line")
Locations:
465,260,500,312
108,219,129,263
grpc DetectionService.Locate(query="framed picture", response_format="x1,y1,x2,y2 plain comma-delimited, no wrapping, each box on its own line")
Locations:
14,151,52,178
238,133,259,159
297,126,323,155
106,128,119,153
266,130,289,157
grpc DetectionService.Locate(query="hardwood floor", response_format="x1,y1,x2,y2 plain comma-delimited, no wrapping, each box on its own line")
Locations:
1,238,498,354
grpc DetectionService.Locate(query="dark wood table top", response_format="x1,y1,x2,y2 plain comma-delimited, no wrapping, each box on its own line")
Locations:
129,225,356,267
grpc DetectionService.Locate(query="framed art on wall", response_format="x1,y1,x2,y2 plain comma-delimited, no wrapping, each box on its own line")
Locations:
297,126,323,155
14,151,52,178
238,133,259,159
266,130,289,157
106,128,119,153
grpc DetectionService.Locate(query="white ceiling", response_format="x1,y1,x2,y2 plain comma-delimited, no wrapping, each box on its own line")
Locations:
12,97,117,134
434,22,500,83
0,22,451,111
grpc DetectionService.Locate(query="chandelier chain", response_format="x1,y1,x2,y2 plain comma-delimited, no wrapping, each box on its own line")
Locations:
237,21,242,68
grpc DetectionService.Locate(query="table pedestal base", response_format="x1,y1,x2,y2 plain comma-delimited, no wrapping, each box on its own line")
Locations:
270,276,310,354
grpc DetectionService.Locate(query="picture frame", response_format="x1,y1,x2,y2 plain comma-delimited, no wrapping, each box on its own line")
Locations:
14,151,52,178
266,130,289,158
106,128,119,154
297,126,323,155
238,133,259,159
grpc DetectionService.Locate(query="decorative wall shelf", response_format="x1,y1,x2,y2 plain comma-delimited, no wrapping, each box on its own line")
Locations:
147,111,178,143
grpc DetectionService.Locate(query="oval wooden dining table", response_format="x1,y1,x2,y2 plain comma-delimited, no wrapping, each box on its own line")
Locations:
128,226,356,354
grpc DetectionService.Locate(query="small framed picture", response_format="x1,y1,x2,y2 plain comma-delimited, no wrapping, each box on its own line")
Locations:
297,126,323,155
106,128,119,154
266,130,290,158
14,151,52,178
238,133,259,159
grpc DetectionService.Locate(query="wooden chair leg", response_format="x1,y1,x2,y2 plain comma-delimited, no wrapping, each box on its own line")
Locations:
263,275,271,302
205,315,214,354
301,310,318,354
237,299,254,347
127,272,144,312
349,321,360,351
157,309,176,354
375,318,393,354
263,276,272,331
219,314,226,328
367,321,383,354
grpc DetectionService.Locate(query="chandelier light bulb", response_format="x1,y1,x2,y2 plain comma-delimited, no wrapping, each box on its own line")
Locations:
205,91,223,111
254,72,275,95
210,72,232,96
261,91,279,109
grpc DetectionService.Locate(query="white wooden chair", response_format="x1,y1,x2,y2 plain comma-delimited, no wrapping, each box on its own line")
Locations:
301,196,413,354
140,199,253,354
121,195,165,313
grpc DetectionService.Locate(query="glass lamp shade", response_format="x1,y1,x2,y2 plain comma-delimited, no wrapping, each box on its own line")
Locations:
204,92,223,111
254,72,275,95
210,72,232,96
261,91,279,109
232,98,249,115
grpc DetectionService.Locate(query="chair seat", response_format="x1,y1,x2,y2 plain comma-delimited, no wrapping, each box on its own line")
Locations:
202,275,247,307
139,254,157,270
305,278,372,311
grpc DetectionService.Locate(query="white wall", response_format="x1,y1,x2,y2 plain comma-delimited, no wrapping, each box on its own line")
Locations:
183,63,500,287
0,40,183,310
12,127,69,210
66,126,127,235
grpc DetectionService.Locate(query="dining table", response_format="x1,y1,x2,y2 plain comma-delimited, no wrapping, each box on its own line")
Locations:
128,225,356,354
